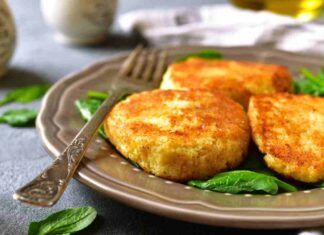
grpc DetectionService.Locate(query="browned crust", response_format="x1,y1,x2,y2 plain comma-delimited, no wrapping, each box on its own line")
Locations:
248,93,324,182
162,58,292,109
104,89,250,181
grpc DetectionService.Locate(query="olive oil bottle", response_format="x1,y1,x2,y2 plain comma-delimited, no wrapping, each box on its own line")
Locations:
231,0,324,21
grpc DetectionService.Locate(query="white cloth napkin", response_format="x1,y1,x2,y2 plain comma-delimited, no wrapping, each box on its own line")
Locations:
119,4,324,57
119,4,324,234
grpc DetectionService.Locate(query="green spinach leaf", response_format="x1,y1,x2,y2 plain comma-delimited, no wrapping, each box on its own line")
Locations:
87,90,109,101
0,109,38,127
118,93,132,101
188,170,297,195
175,50,223,62
293,68,324,96
0,84,50,106
28,206,97,235
75,91,132,140
75,99,102,121
75,98,107,139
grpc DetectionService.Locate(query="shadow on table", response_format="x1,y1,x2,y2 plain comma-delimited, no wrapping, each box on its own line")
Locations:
0,67,48,89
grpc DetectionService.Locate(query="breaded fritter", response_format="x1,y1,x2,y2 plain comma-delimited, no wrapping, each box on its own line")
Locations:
161,58,292,108
105,89,250,182
248,93,324,183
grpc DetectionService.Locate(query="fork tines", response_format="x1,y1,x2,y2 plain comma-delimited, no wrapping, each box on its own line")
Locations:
119,45,167,84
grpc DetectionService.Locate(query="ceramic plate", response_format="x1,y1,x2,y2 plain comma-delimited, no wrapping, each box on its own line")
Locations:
37,46,324,229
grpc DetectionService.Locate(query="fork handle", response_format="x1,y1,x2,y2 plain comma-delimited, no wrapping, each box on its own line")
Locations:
13,89,124,207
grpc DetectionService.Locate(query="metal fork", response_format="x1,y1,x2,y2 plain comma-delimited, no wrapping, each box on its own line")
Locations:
13,46,167,207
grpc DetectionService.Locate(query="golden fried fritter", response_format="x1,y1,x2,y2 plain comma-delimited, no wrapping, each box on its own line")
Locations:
161,58,292,109
105,89,250,182
248,93,324,183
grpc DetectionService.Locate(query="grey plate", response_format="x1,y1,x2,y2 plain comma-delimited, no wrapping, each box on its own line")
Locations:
37,46,324,229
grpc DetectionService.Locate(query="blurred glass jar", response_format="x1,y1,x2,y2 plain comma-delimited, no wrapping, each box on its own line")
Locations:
0,0,16,77
231,0,324,21
41,0,118,45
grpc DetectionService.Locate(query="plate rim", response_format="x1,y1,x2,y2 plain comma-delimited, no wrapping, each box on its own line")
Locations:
36,45,324,229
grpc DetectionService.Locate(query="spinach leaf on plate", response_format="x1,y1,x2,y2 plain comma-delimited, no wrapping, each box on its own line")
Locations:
28,206,97,235
75,98,107,139
87,90,131,102
118,93,132,101
75,90,132,140
188,170,297,195
75,99,103,121
87,90,109,101
0,109,38,127
175,50,223,62
293,68,324,96
0,84,50,106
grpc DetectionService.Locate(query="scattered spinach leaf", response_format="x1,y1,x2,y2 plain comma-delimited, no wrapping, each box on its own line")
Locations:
175,50,223,62
75,98,107,139
87,90,131,102
293,68,324,96
0,109,38,127
188,170,297,195
28,206,97,235
0,84,50,106
75,90,133,140
274,179,299,192
87,90,109,101
118,93,132,101
75,99,102,121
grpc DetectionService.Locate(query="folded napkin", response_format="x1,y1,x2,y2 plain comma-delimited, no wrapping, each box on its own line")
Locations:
119,4,324,57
